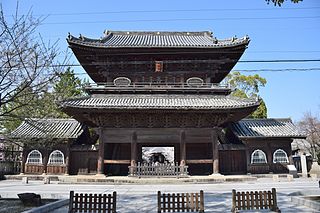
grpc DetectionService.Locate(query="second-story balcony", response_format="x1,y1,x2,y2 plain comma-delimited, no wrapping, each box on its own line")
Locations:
84,81,232,95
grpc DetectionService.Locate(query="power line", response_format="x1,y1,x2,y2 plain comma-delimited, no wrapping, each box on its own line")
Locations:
70,68,320,75
8,7,320,17
51,59,320,66
42,16,320,25
232,68,320,72
238,59,320,63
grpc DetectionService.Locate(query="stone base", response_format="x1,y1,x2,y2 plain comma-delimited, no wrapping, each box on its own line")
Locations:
209,173,224,177
309,162,320,177
95,173,106,178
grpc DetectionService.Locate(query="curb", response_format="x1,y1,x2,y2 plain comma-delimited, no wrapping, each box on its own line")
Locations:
21,199,69,213
291,196,320,211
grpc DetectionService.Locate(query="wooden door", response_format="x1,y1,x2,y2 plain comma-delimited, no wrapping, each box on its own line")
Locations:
219,150,247,175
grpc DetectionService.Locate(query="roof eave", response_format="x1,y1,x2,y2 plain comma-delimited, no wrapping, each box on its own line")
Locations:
238,135,307,140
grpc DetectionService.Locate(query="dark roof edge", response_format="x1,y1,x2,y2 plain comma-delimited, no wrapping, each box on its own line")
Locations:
238,135,306,139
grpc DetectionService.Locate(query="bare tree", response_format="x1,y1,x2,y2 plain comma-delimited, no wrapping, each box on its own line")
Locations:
298,112,320,160
0,3,65,125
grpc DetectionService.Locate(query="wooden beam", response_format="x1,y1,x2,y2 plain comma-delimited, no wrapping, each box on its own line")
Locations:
104,160,130,164
186,159,213,164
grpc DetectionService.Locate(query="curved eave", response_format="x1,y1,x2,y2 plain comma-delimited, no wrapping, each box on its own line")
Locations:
58,95,260,111
238,135,306,140
67,35,250,49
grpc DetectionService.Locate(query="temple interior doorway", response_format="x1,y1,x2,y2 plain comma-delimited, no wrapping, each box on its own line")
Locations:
142,146,175,164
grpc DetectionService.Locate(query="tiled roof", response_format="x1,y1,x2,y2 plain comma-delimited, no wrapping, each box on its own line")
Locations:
68,31,249,48
10,118,85,139
59,94,259,110
230,118,305,138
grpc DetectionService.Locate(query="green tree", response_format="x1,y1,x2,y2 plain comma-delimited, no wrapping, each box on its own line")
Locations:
53,67,83,101
266,0,302,6
226,71,267,118
1,68,84,133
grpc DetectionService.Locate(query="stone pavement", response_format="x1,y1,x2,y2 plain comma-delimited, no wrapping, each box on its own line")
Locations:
1,177,320,212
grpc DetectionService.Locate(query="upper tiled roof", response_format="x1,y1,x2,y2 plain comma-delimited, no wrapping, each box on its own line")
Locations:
230,118,305,138
59,94,259,110
68,31,249,48
10,118,85,139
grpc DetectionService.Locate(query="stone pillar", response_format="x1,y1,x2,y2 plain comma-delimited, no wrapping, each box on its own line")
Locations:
180,130,186,166
212,129,219,174
97,128,105,175
301,154,308,178
131,132,137,166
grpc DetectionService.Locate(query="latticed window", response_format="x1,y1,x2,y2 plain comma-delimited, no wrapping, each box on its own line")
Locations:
48,150,65,165
26,150,42,164
251,149,267,164
273,149,289,163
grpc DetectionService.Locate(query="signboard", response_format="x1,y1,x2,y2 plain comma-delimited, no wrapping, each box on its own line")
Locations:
186,77,204,87
113,77,131,86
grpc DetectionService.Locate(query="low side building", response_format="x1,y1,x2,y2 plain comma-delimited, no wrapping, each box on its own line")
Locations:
9,118,96,175
224,118,305,174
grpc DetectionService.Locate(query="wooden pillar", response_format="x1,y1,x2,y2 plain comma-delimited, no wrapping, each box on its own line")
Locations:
180,130,186,166
212,129,219,174
131,132,137,166
65,144,70,175
20,150,26,174
42,150,48,175
267,143,273,173
97,128,105,175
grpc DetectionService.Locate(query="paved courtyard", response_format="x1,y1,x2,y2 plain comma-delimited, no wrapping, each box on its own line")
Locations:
1,177,320,212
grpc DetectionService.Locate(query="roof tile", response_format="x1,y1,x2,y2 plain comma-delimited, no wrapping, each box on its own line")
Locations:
230,118,305,138
10,118,85,139
68,31,249,48
60,94,259,110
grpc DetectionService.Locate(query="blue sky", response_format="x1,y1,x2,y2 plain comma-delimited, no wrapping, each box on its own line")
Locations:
2,0,320,122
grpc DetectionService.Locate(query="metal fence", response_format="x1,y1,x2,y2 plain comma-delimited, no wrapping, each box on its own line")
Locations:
128,162,188,178
0,161,21,175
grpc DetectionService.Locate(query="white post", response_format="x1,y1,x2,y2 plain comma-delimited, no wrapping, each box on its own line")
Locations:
301,154,308,178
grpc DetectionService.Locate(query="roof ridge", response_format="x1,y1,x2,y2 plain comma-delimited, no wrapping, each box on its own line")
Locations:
240,118,292,121
24,118,78,122
103,30,213,37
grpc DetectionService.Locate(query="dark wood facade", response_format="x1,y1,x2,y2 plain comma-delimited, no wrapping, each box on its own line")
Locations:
243,138,293,174
53,30,306,176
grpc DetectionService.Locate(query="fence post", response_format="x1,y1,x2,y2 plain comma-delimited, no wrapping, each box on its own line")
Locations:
69,191,74,213
271,188,278,212
231,189,236,212
157,191,161,213
112,191,116,213
200,190,204,213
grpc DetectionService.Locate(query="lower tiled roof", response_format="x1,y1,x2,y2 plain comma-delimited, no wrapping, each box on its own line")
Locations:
59,94,259,110
230,118,305,138
10,118,85,139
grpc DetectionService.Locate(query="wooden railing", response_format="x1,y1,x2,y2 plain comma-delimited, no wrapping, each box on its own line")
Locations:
231,188,281,213
157,191,204,213
247,164,270,174
25,164,44,174
128,162,188,178
68,191,116,213
46,165,66,174
85,82,230,94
